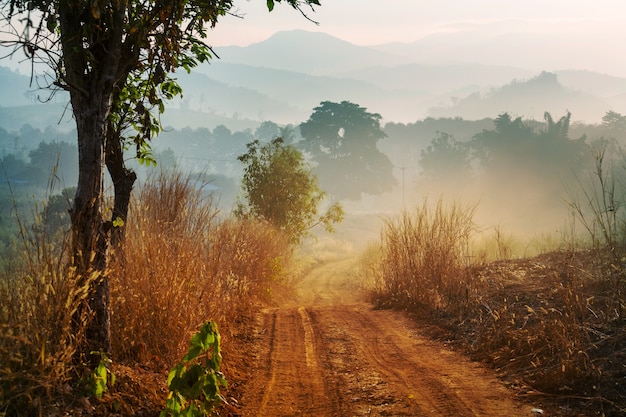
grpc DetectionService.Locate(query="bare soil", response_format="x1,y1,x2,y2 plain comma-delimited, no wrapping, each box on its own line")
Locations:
231,258,535,416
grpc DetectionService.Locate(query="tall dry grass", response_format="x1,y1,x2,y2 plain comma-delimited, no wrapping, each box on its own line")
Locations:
362,151,626,413
371,198,476,315
0,189,93,415
1,170,293,415
109,171,291,367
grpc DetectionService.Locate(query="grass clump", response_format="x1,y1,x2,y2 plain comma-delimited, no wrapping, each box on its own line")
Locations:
109,170,291,367
371,198,476,315
0,189,93,416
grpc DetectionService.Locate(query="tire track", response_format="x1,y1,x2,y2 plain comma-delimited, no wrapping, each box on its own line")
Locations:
310,304,530,416
237,259,532,416
239,307,342,416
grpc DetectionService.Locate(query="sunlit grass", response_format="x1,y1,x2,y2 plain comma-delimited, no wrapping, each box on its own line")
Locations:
1,170,295,415
109,171,292,367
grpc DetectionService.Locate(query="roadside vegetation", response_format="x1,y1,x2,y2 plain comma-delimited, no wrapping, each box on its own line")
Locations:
0,171,297,416
363,148,626,416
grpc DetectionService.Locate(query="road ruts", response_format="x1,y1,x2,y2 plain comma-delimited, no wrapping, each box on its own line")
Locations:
236,258,533,416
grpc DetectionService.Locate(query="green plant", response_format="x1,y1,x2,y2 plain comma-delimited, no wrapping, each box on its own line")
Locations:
161,321,227,417
86,352,116,399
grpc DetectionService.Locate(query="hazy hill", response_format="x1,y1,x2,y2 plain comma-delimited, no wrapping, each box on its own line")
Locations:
213,29,410,75
337,63,534,94
428,72,612,122
2,29,625,127
207,30,624,123
0,103,73,131
372,20,626,78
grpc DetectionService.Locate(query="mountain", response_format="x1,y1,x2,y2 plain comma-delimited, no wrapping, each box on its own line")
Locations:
428,72,611,122
336,63,534,95
1,29,625,127
372,20,626,78
194,61,435,122
213,29,410,75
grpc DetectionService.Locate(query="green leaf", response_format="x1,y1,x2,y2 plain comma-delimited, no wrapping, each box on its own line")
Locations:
167,365,181,387
267,0,275,11
182,345,202,362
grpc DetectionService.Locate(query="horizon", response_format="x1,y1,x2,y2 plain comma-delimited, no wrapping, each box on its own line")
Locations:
1,1,625,78
209,1,626,47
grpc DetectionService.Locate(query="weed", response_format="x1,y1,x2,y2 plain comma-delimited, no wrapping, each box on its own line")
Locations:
161,321,226,417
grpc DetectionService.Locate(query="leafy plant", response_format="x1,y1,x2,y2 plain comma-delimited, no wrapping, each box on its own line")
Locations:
86,352,115,399
161,321,227,417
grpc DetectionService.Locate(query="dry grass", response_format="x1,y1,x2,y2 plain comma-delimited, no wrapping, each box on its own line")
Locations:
370,198,476,315
110,171,291,368
1,170,294,416
461,251,626,415
365,194,626,415
0,195,94,415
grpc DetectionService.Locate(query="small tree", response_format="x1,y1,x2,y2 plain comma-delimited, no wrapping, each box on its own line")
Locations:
236,137,343,244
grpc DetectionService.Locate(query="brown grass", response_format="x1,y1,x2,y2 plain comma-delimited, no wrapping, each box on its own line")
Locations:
1,170,294,416
371,198,476,315
365,194,626,415
0,194,94,415
110,171,291,368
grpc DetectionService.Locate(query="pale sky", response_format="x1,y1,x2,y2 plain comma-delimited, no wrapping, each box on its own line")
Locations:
209,0,626,46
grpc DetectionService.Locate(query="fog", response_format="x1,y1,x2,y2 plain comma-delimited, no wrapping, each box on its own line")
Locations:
2,3,626,254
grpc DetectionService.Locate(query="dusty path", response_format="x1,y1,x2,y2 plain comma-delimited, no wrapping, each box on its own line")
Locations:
237,258,533,416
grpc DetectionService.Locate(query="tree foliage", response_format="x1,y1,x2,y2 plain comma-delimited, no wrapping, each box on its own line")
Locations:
299,100,397,201
236,137,343,244
470,112,590,184
419,132,472,184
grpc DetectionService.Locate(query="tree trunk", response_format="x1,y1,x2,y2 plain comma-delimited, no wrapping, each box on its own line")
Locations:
106,128,137,249
60,0,125,365
70,96,112,365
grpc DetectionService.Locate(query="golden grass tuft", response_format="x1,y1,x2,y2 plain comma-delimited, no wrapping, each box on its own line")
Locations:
109,171,291,368
0,201,92,415
372,198,476,314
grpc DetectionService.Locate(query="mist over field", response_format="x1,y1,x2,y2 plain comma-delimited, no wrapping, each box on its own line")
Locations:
2,24,626,252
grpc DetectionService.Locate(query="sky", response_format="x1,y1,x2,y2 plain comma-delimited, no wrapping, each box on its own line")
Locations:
209,0,626,46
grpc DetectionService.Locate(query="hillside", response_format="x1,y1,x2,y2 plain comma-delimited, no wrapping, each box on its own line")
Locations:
429,71,612,121
1,30,625,127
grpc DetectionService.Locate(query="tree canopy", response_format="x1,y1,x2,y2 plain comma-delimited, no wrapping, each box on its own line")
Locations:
299,100,397,201
236,137,343,244
419,132,472,184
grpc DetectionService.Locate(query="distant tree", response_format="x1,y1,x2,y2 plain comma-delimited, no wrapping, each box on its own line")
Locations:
28,141,79,187
155,148,177,172
470,111,591,194
236,137,343,244
299,101,397,201
0,153,28,182
602,111,626,130
1,0,321,362
41,187,76,238
279,125,298,144
419,132,472,183
601,111,626,141
255,121,281,142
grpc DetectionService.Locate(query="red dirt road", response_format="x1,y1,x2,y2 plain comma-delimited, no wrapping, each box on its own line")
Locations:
236,259,534,416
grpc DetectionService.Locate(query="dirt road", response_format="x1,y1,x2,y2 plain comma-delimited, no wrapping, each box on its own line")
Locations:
237,258,534,416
